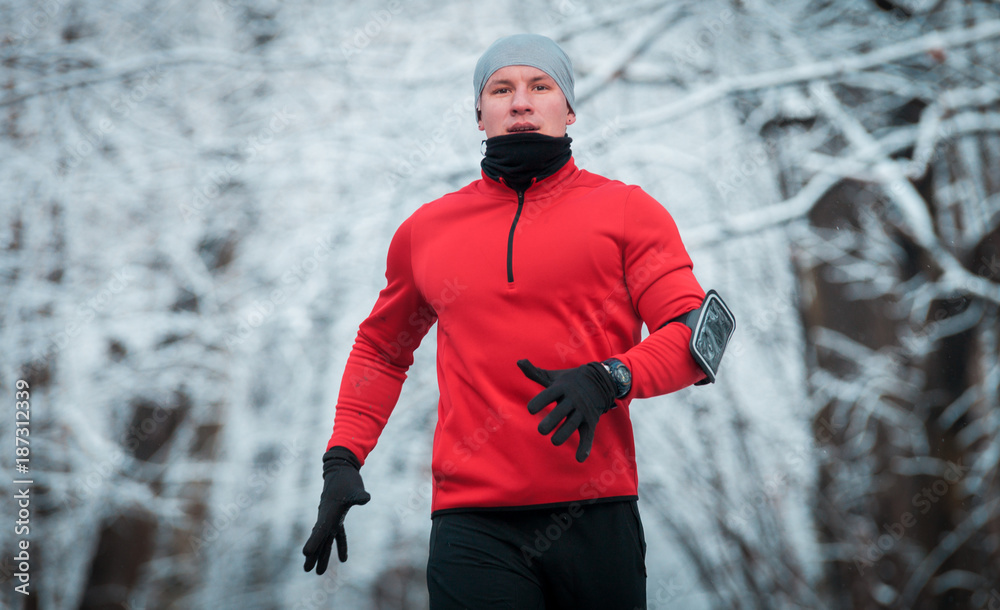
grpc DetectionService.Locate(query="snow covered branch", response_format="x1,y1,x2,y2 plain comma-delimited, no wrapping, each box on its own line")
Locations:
618,18,1000,130
573,4,685,105
0,47,343,108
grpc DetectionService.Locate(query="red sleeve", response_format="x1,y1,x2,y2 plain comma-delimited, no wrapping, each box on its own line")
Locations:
327,214,436,463
611,187,706,398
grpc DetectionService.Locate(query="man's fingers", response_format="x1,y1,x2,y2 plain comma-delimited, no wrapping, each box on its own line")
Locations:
303,530,333,574
303,550,317,573
335,526,349,563
575,422,595,463
551,410,583,446
305,493,369,573
517,359,554,387
347,490,372,507
316,534,334,574
302,527,328,572
538,400,572,435
306,494,367,570
527,386,563,415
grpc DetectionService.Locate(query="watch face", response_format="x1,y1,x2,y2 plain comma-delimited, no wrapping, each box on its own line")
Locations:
603,359,631,399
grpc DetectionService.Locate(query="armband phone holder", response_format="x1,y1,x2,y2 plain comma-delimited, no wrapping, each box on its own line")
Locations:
668,290,735,385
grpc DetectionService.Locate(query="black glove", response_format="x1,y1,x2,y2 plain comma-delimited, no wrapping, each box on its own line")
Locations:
302,446,371,574
517,359,617,463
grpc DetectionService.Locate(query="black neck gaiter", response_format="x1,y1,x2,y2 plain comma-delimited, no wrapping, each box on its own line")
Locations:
481,133,572,192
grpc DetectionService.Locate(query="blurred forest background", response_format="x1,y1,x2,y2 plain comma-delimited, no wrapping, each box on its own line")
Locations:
1,0,999,608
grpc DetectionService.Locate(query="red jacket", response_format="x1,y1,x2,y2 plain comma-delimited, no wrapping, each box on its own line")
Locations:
328,158,706,513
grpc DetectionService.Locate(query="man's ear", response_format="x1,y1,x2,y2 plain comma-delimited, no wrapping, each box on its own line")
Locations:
477,108,485,131
566,108,576,126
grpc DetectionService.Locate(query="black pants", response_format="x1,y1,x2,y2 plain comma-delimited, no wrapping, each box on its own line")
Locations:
427,499,647,610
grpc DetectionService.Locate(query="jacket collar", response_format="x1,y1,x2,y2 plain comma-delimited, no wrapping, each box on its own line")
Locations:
479,157,580,200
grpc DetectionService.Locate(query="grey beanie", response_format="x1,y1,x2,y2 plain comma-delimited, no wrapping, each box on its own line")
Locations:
473,34,575,116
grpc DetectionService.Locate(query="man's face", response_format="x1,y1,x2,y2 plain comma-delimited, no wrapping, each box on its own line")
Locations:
477,65,576,139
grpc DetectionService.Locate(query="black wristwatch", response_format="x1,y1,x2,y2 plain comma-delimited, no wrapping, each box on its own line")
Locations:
601,358,632,399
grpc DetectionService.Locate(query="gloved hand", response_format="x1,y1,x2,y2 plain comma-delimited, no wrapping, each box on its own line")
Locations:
302,446,371,574
517,359,617,463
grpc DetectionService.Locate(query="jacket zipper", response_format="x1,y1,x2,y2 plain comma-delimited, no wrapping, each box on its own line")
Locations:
506,188,525,283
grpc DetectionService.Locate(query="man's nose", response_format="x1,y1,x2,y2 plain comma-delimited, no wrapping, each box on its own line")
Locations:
510,88,532,113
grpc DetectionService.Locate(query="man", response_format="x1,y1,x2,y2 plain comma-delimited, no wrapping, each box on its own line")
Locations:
302,33,733,609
